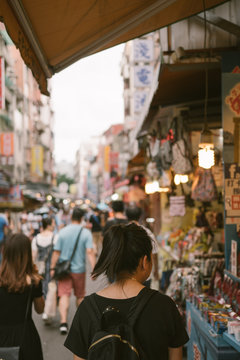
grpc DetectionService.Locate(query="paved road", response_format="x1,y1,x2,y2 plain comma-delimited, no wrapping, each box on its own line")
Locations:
33,259,108,360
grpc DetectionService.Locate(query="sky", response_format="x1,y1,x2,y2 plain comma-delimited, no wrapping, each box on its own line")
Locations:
51,44,125,164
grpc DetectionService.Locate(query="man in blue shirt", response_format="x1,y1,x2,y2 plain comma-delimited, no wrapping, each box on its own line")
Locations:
50,207,96,335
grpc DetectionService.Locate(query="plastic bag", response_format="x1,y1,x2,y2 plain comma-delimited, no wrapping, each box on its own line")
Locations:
44,280,57,318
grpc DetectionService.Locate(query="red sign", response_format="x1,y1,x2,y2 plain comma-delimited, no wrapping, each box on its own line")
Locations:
110,152,119,170
0,57,5,109
0,133,14,156
225,83,240,115
232,195,240,210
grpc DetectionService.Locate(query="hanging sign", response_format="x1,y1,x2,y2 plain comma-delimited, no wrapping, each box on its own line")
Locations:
134,91,148,113
231,240,237,276
134,65,153,87
225,163,240,219
169,196,186,217
133,39,154,62
31,145,43,177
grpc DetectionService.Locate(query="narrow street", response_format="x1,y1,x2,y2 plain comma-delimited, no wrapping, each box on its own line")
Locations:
33,259,108,360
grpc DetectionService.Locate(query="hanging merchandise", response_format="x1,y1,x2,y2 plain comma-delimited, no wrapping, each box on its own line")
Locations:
155,139,173,170
191,167,218,202
172,139,193,175
146,161,161,178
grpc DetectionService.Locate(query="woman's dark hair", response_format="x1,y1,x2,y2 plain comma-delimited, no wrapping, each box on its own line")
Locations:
42,216,53,230
92,222,152,282
0,233,41,292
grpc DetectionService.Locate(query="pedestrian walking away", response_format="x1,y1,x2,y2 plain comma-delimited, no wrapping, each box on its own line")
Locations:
32,216,57,323
64,222,189,360
88,207,102,256
50,207,96,335
0,233,45,360
102,200,128,235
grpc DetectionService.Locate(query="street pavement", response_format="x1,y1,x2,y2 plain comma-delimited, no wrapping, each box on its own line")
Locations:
33,258,108,360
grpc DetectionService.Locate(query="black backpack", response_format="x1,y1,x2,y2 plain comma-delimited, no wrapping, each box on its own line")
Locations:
85,287,157,360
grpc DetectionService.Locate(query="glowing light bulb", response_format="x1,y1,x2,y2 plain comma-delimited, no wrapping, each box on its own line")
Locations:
198,146,215,169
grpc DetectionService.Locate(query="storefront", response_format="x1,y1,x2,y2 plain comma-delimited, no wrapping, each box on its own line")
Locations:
131,51,240,357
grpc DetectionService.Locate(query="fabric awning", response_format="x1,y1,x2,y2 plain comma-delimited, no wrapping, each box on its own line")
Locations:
127,149,146,175
0,0,227,95
138,61,221,134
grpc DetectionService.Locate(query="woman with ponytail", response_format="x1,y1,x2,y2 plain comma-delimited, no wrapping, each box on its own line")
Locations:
0,233,44,360
65,223,188,360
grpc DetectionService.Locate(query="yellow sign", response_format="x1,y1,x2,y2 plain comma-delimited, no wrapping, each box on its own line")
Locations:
104,145,110,173
31,145,43,177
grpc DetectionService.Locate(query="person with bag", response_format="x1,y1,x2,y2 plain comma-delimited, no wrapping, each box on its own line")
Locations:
64,223,189,360
50,207,96,335
32,216,57,323
0,233,45,360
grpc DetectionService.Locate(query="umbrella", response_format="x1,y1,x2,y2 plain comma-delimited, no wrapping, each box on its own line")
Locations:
97,203,110,211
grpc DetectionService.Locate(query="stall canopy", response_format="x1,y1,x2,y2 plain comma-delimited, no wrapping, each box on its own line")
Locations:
0,0,227,95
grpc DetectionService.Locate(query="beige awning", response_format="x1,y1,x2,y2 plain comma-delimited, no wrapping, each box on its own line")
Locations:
0,0,227,95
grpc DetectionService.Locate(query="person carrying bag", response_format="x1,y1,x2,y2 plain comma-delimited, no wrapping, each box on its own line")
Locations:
53,227,83,280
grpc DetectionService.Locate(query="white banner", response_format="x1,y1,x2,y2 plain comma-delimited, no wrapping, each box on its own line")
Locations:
133,39,154,62
134,65,153,87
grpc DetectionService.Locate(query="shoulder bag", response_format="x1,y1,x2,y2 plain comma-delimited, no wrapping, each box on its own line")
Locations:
53,227,83,280
0,284,32,360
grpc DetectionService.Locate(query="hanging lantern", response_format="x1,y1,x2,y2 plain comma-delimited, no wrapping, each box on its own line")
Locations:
198,146,215,169
198,124,215,169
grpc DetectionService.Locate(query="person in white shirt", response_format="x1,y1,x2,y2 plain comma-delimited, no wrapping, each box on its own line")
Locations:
32,216,57,323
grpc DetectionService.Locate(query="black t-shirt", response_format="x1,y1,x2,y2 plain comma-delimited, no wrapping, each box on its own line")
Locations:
64,288,189,359
89,214,102,232
0,281,43,325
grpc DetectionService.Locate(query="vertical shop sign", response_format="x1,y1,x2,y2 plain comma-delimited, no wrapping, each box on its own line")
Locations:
134,91,148,113
0,133,14,165
104,145,110,173
224,163,240,221
0,57,5,110
231,240,237,276
31,145,43,177
134,65,153,87
0,133,14,156
133,39,154,62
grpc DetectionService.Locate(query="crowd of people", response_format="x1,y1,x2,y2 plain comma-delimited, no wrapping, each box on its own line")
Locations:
0,201,188,360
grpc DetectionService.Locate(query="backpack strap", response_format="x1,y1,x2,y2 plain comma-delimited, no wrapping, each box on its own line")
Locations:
85,294,102,330
127,287,158,326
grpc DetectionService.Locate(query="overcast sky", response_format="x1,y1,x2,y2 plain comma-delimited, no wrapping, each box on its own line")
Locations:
51,44,125,164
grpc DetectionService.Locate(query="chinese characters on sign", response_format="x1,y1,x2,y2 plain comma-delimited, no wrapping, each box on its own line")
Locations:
0,133,14,165
224,163,240,223
134,65,153,87
134,91,148,113
133,39,154,62
231,240,237,276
